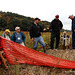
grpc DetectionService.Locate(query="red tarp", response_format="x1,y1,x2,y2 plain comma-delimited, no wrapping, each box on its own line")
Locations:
0,61,1,65
0,36,75,69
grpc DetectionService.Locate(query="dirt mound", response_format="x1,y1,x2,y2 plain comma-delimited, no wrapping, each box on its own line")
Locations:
0,49,75,75
47,49,75,61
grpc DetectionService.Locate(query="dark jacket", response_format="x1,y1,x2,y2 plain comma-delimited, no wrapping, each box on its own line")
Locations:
30,22,43,38
49,19,63,32
11,31,26,42
72,17,75,32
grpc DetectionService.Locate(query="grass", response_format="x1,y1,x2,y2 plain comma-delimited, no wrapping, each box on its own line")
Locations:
0,31,72,50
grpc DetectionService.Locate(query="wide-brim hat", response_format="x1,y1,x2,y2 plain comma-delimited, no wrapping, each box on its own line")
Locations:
5,29,10,33
63,31,67,34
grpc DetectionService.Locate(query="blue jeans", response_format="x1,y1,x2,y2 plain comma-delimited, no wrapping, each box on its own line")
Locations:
33,36,45,49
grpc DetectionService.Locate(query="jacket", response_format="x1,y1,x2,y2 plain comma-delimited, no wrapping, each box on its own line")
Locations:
61,35,70,46
49,19,63,32
30,22,43,38
72,17,75,32
11,31,26,42
1,33,11,40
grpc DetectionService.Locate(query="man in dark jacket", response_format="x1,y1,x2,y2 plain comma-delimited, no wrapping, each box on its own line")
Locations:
69,15,75,49
30,18,46,53
47,15,63,49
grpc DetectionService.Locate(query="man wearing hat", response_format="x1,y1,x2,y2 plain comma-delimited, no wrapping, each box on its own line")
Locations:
69,15,75,49
47,15,63,49
11,27,26,46
30,18,47,53
2,29,11,40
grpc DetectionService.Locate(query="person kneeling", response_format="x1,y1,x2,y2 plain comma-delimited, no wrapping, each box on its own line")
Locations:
61,31,70,49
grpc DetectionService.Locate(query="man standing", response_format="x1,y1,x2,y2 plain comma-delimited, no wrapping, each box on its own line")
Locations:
47,15,63,49
30,18,46,53
11,27,26,46
69,15,75,49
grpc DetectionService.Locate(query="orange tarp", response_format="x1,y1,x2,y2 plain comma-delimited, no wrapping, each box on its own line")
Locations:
0,36,75,69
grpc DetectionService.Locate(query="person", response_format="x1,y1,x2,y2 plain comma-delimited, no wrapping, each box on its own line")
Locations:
1,29,11,40
47,15,63,49
69,15,75,49
11,27,26,46
0,29,11,69
30,18,47,53
60,31,70,49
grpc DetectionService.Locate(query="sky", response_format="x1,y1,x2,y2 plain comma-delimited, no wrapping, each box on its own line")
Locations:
0,0,75,30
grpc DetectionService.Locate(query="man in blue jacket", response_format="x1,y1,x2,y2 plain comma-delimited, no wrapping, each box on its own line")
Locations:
11,27,26,46
69,15,75,49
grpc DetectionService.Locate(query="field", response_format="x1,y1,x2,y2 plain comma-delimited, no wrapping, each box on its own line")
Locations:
0,31,72,50
0,31,75,75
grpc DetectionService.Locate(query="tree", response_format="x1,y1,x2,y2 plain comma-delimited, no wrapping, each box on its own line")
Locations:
9,18,20,30
21,18,30,31
0,11,51,31
0,17,7,30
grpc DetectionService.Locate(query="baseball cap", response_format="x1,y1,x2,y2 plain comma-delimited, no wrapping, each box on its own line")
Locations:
55,15,59,18
35,18,40,21
68,15,74,18
15,27,20,30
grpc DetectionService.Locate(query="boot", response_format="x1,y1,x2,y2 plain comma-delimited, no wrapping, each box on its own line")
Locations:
43,46,47,54
34,47,37,50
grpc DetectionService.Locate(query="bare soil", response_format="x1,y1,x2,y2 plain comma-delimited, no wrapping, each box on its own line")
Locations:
0,49,75,75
